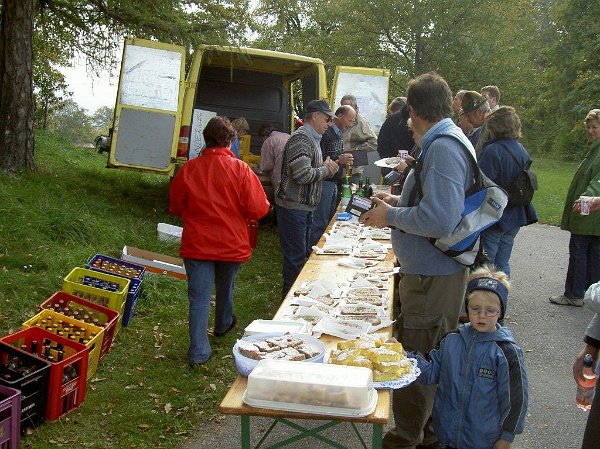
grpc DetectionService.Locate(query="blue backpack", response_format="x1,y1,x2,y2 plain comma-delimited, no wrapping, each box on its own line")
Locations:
408,131,508,266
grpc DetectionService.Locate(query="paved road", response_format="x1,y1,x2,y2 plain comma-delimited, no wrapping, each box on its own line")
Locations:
181,224,592,449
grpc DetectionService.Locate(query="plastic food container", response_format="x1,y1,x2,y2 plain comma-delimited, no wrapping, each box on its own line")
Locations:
232,333,325,376
157,223,183,242
244,359,377,417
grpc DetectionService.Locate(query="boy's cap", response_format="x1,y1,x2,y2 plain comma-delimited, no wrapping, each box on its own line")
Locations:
305,100,335,117
465,277,509,320
461,91,487,114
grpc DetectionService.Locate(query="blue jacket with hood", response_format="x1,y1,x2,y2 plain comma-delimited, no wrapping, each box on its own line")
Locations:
413,323,528,449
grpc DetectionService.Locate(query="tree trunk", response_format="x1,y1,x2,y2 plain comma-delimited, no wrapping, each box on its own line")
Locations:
43,97,48,131
0,0,35,174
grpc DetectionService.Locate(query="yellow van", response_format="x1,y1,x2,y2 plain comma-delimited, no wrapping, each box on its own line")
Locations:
104,38,390,177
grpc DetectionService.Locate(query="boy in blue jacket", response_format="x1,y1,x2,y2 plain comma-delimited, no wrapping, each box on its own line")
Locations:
413,265,528,449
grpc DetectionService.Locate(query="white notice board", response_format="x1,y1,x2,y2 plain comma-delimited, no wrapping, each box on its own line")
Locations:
333,72,388,134
120,45,182,112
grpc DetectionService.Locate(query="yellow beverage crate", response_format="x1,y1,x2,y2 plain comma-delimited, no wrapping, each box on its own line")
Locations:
22,309,105,381
239,134,251,157
242,154,261,169
62,267,129,329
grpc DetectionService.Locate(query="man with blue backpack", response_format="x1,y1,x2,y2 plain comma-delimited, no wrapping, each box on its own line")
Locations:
360,72,506,449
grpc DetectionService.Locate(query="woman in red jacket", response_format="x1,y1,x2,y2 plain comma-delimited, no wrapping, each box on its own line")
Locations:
169,116,270,367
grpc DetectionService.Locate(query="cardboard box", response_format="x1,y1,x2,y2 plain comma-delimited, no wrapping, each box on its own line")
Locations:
121,246,187,280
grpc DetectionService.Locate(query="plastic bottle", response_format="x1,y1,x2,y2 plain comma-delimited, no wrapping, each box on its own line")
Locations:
341,175,352,208
576,353,597,411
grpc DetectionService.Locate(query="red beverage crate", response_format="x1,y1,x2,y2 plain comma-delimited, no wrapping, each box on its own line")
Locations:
0,328,88,421
0,342,50,433
86,254,145,327
0,385,20,449
40,291,119,359
22,311,102,381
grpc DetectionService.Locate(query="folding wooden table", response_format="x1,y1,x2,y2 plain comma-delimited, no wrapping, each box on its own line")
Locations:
220,228,396,449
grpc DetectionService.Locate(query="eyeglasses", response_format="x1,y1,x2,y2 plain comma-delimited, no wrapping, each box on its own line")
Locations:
467,306,500,317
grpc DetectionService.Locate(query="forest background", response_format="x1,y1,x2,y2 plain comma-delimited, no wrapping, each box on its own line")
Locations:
0,0,598,173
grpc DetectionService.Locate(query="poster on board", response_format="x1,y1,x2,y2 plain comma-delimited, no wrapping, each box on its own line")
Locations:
332,72,388,134
189,109,217,159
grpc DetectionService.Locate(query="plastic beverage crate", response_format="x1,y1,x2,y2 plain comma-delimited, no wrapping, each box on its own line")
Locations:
0,341,50,432
40,291,119,359
22,310,103,381
62,267,130,328
0,385,21,449
0,328,88,422
86,254,145,327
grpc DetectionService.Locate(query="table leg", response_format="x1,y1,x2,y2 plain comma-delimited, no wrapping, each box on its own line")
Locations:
241,416,251,449
372,424,383,449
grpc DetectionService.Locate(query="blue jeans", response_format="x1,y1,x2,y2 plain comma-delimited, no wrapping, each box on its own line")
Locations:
564,234,600,299
310,181,338,247
481,225,520,278
184,259,241,363
275,205,312,297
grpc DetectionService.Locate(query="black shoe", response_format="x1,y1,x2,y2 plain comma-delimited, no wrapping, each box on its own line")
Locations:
214,314,237,337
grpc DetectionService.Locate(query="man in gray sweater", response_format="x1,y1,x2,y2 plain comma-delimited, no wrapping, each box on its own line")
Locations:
275,100,339,297
360,72,474,449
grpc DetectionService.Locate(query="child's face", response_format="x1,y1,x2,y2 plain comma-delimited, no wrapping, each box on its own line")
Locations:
467,291,501,333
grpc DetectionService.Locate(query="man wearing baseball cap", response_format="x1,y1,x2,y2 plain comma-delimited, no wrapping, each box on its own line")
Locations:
461,91,491,150
275,99,339,297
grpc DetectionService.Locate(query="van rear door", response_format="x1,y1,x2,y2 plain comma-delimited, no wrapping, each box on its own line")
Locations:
108,39,186,175
330,66,390,134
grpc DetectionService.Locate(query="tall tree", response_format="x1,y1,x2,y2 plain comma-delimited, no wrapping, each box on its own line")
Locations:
253,0,541,104
526,0,600,157
0,0,35,175
0,0,251,175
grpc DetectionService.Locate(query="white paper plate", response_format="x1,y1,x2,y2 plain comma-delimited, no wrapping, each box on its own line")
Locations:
374,157,403,168
374,358,421,390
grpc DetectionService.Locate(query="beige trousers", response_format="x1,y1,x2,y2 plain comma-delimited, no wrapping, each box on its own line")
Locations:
383,268,468,449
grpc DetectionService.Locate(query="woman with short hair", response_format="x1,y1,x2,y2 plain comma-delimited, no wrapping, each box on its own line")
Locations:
478,106,538,279
550,108,600,307
169,116,270,366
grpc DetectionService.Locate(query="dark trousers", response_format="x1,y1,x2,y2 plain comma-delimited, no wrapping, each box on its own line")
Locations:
565,234,600,299
275,205,312,298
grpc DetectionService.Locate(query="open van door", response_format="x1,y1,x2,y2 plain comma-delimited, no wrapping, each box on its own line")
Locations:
330,66,390,134
108,39,186,175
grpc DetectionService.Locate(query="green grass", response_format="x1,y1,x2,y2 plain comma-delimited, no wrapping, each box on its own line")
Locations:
0,132,577,448
1,131,282,449
530,156,579,225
